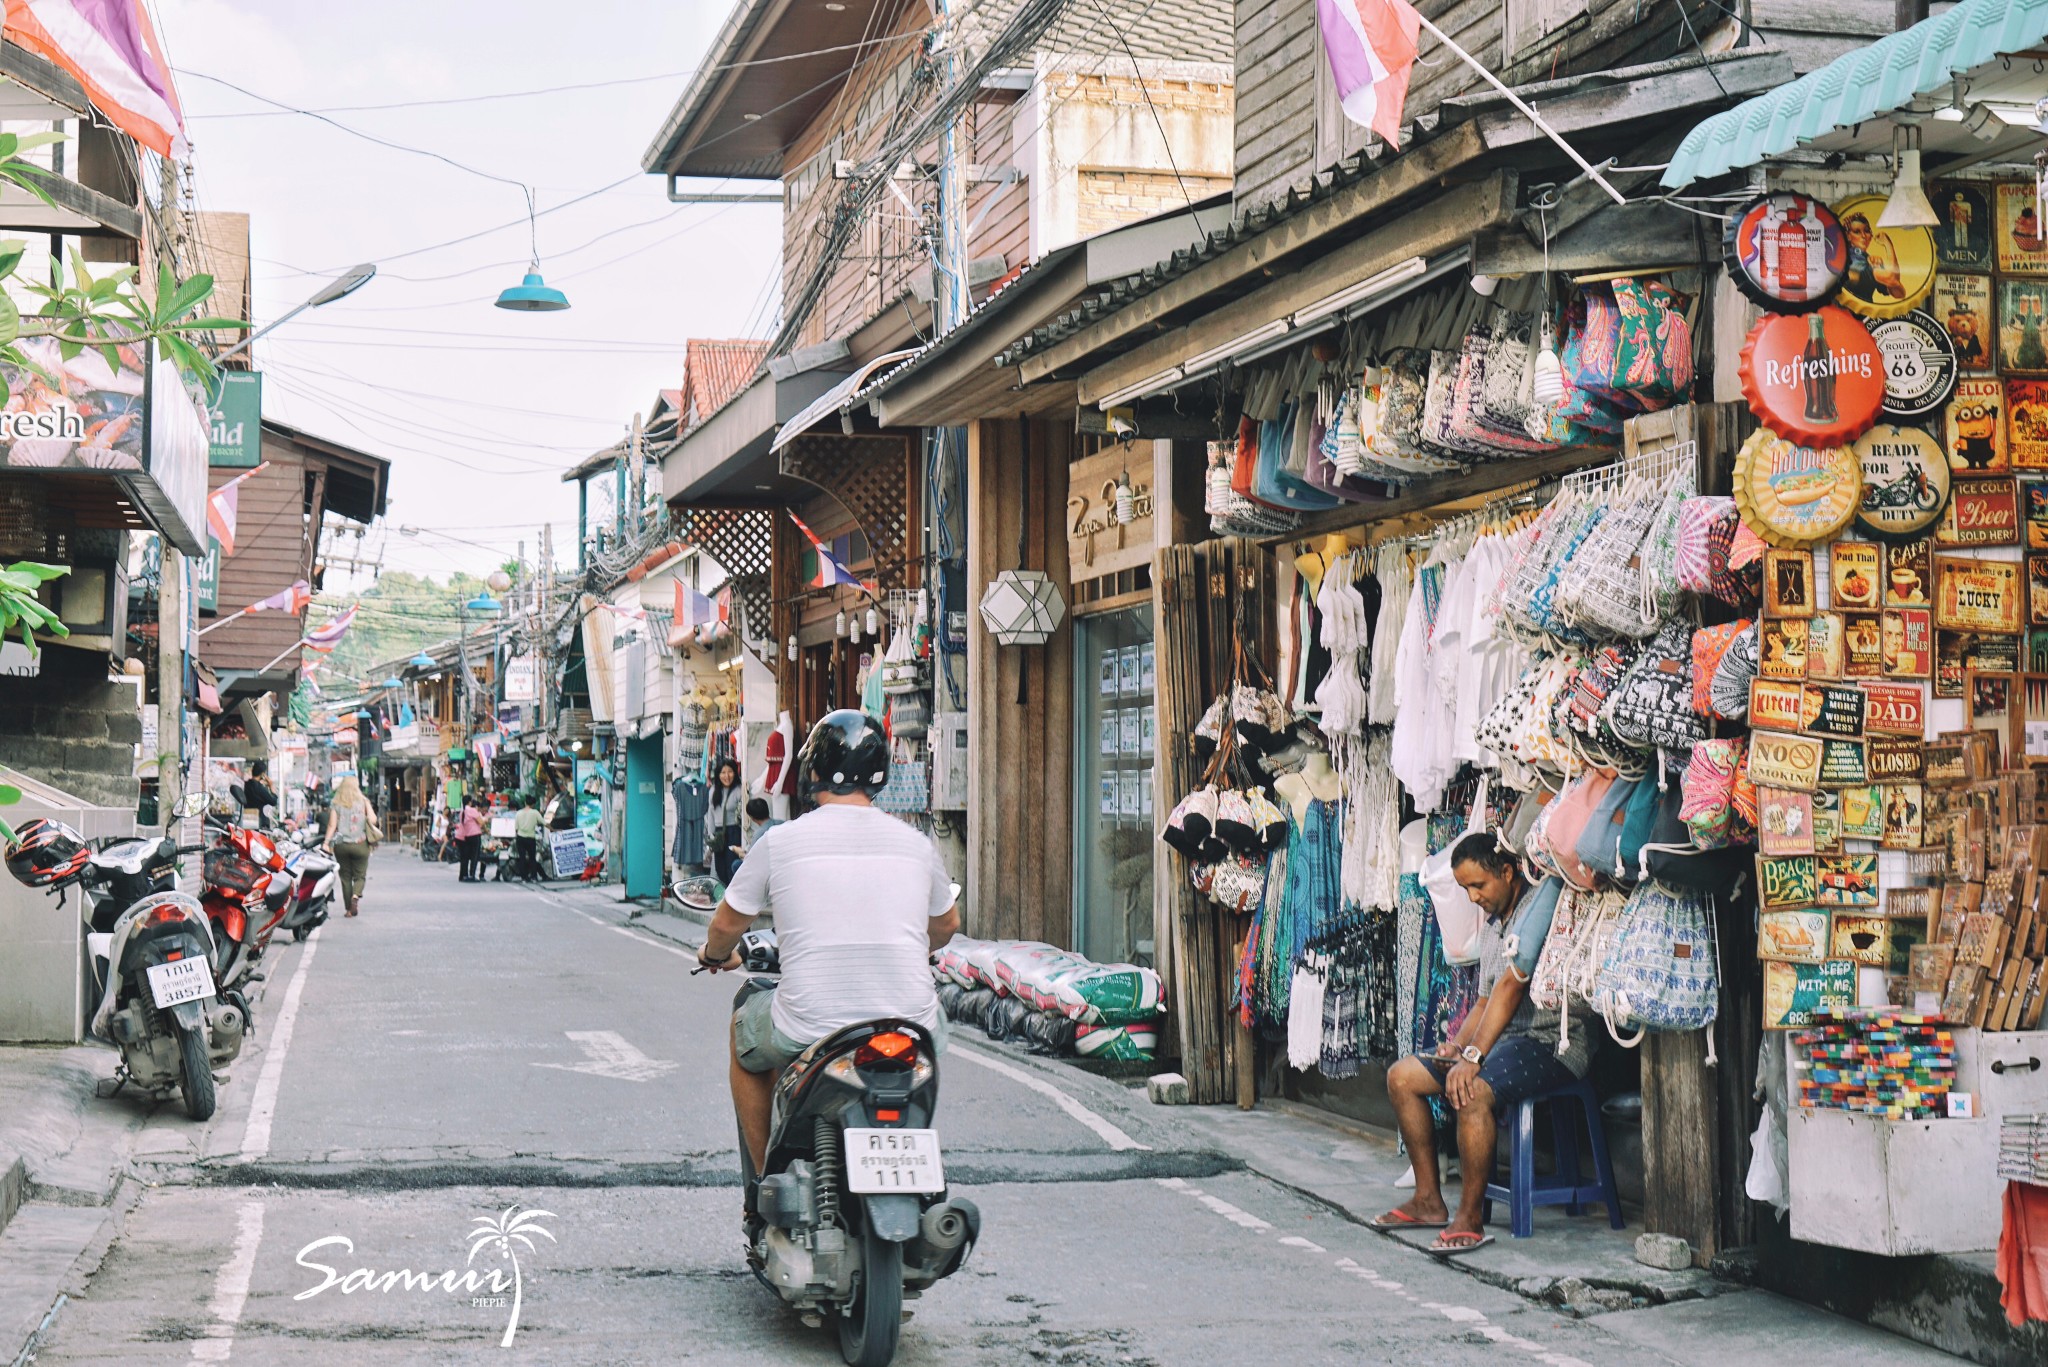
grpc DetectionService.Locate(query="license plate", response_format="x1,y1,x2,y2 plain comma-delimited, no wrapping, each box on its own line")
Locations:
842,1128,945,1194
145,957,215,1009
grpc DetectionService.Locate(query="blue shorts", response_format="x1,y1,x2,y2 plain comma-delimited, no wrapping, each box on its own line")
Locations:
1417,1034,1578,1115
732,985,950,1075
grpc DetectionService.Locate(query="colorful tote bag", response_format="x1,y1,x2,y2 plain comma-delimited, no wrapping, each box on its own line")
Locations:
1592,878,1719,1042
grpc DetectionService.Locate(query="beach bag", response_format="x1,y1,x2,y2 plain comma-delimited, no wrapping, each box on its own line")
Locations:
1708,623,1760,722
1418,778,1492,966
1604,621,1705,752
1533,886,1618,1012
1574,774,1643,887
1593,878,1719,1046
1544,768,1617,892
1606,277,1694,410
1209,855,1268,915
1160,785,1219,858
1555,486,1663,639
1675,496,1739,599
1679,737,1745,849
1690,620,1754,717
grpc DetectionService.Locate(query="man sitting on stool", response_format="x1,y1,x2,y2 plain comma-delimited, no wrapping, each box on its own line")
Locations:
1374,832,1591,1256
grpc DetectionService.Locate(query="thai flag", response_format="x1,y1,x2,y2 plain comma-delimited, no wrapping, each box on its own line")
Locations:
789,512,862,590
205,461,268,558
247,579,310,615
2,0,188,158
302,604,356,654
674,578,715,628
1318,0,1420,146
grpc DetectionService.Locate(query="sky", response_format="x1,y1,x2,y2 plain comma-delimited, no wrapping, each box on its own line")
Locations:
151,0,784,584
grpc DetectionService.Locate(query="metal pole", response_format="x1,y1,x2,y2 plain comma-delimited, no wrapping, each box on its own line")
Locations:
934,0,969,332
157,545,184,826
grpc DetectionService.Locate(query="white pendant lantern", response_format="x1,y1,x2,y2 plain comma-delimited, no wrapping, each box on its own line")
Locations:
1113,475,1136,526
978,569,1066,646
835,608,848,638
865,606,879,635
849,614,862,644
1531,317,1565,406
786,634,798,662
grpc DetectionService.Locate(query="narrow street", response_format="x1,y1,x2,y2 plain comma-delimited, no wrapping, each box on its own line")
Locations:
15,851,1956,1366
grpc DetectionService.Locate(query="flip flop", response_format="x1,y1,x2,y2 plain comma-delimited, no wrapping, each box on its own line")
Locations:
1368,1209,1449,1231
1429,1232,1495,1257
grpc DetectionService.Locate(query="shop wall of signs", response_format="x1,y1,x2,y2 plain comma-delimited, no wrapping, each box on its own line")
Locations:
1730,183,2048,1043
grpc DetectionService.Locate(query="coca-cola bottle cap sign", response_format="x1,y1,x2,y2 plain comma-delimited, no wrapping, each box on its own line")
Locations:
1741,305,1887,447
1725,192,1846,312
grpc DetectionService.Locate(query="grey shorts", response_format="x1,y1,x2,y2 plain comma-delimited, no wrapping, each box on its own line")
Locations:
732,986,950,1075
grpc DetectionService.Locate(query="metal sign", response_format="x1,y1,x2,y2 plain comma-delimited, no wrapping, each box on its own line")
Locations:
207,370,262,468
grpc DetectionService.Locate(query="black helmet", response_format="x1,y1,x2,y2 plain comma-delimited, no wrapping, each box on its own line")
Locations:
798,709,890,799
5,817,91,888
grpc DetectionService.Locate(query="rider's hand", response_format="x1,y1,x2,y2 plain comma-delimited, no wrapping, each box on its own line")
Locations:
697,948,741,973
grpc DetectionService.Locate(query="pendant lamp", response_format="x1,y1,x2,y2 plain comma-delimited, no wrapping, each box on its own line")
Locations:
1532,316,1566,406
495,188,571,312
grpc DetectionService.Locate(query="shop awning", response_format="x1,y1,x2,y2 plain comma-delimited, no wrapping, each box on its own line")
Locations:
768,349,918,454
1661,0,2048,189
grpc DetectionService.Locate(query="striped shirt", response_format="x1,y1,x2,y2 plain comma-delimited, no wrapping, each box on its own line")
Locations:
722,803,953,1043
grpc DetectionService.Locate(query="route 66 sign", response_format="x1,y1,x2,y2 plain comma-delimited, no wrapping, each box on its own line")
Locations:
1872,311,1958,420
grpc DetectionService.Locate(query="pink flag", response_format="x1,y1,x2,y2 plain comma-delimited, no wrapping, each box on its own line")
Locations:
4,1,187,158
1318,0,1419,147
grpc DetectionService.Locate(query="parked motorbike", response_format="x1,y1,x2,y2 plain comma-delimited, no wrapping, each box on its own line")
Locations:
692,914,980,1367
199,805,290,987
3,793,250,1120
271,832,337,942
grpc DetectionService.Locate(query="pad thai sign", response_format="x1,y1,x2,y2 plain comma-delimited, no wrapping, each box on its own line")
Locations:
0,336,210,555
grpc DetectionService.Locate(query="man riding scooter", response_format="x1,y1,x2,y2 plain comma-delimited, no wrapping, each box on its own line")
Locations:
695,710,960,1179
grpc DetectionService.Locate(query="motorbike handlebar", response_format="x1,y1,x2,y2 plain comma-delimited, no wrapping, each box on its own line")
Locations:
175,844,206,855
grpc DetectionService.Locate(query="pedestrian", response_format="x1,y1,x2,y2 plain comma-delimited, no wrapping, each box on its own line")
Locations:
513,795,542,883
455,793,486,882
706,759,745,885
324,773,381,918
736,797,782,860
242,760,278,827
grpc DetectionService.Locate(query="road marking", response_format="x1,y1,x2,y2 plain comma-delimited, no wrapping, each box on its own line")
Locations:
1158,1180,1598,1367
533,1030,679,1082
190,1199,265,1362
533,888,699,959
239,928,322,1160
947,1045,1149,1152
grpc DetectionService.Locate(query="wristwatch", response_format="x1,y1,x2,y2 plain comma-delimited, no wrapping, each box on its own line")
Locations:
1459,1044,1485,1066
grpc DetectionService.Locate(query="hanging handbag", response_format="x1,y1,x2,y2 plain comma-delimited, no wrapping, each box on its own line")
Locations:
1592,878,1719,1045
1215,789,1259,854
1708,623,1760,723
886,693,929,740
1690,619,1754,717
1573,774,1643,888
1679,737,1745,849
1418,778,1492,966
1247,788,1291,850
1675,496,1739,599
1544,768,1617,892
1553,482,1663,639
1603,621,1706,752
1209,854,1269,915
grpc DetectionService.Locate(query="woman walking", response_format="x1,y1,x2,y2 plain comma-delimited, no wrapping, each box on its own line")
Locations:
325,774,381,918
705,760,745,885
454,794,486,882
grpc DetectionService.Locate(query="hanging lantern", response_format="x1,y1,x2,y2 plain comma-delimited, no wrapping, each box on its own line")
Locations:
786,634,798,662
835,608,848,638
1113,475,1136,526
1531,317,1565,406
865,606,879,635
978,569,1066,646
849,614,862,644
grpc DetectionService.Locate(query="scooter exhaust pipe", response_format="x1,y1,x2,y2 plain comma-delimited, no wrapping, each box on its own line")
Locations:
919,1199,976,1252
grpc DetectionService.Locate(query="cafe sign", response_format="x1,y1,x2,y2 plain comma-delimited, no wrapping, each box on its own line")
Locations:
1066,446,1155,582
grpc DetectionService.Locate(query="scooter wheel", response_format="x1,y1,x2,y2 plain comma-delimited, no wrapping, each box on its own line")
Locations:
837,1225,902,1366
176,1022,215,1121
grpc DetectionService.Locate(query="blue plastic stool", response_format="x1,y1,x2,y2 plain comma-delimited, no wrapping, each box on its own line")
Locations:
1481,1077,1624,1239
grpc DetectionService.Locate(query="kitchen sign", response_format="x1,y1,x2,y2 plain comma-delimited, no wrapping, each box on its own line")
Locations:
1740,306,1886,448
1750,679,1807,732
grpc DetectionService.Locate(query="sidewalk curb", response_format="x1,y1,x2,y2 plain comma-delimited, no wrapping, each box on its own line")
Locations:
0,1148,22,1238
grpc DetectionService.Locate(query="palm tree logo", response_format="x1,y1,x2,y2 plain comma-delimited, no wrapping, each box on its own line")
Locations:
466,1205,556,1347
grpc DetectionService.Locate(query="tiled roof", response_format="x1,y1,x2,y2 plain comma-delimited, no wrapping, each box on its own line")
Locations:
679,339,771,430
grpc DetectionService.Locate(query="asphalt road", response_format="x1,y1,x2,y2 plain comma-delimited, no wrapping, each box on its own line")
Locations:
24,850,1960,1366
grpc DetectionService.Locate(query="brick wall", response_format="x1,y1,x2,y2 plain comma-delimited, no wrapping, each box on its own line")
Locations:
0,646,141,810
1075,168,1234,239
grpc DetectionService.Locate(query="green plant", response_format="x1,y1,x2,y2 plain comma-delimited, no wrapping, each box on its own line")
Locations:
0,559,68,651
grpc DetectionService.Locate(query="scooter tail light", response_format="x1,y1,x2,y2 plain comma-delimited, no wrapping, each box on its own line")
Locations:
854,1031,917,1067
144,903,190,928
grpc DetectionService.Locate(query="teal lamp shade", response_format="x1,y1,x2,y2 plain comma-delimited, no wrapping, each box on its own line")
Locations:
410,651,435,668
465,593,502,613
495,271,569,312
382,676,403,688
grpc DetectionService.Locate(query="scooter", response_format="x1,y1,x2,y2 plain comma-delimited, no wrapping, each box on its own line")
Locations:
694,914,980,1367
272,833,337,942
199,808,290,988
5,794,250,1120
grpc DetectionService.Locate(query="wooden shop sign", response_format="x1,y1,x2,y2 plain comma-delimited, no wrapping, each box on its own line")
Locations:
1740,305,1886,448
1818,737,1869,786
1924,738,1969,786
1748,730,1826,790
1803,683,1867,738
1937,475,2021,547
1868,734,1926,780
1863,681,1927,735
1066,446,1156,581
1750,679,1808,732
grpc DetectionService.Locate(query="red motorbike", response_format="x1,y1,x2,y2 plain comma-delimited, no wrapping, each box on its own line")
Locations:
200,818,290,989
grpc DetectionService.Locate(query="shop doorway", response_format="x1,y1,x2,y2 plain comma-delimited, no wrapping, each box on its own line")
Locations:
1072,606,1156,966
623,734,664,899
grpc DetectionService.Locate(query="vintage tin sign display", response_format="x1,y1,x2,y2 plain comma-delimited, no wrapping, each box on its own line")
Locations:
1938,273,1994,370
1998,278,2048,374
1833,194,1938,318
1946,377,2008,472
1725,192,1847,311
1934,555,2024,633
1938,474,2021,547
1863,681,1927,735
1741,307,1886,447
1933,183,1993,271
1851,424,1951,542
1872,311,1958,420
1748,730,1826,789
1995,182,2048,276
1734,428,1864,548
2010,381,2048,470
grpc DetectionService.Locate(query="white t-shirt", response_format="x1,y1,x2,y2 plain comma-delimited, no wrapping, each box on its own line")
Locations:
722,803,953,1043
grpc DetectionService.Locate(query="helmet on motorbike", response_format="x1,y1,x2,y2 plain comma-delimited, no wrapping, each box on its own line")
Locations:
796,709,890,799
5,817,91,888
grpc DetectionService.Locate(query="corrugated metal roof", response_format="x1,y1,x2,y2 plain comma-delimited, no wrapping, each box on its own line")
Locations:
1662,0,2048,189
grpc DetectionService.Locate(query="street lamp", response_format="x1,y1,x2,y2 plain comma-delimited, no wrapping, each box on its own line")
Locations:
217,263,376,362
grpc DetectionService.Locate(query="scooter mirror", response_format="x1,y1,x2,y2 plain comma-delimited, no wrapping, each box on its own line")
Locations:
229,783,246,807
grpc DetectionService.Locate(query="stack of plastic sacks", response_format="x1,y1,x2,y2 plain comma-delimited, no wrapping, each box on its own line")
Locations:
933,938,1166,1060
